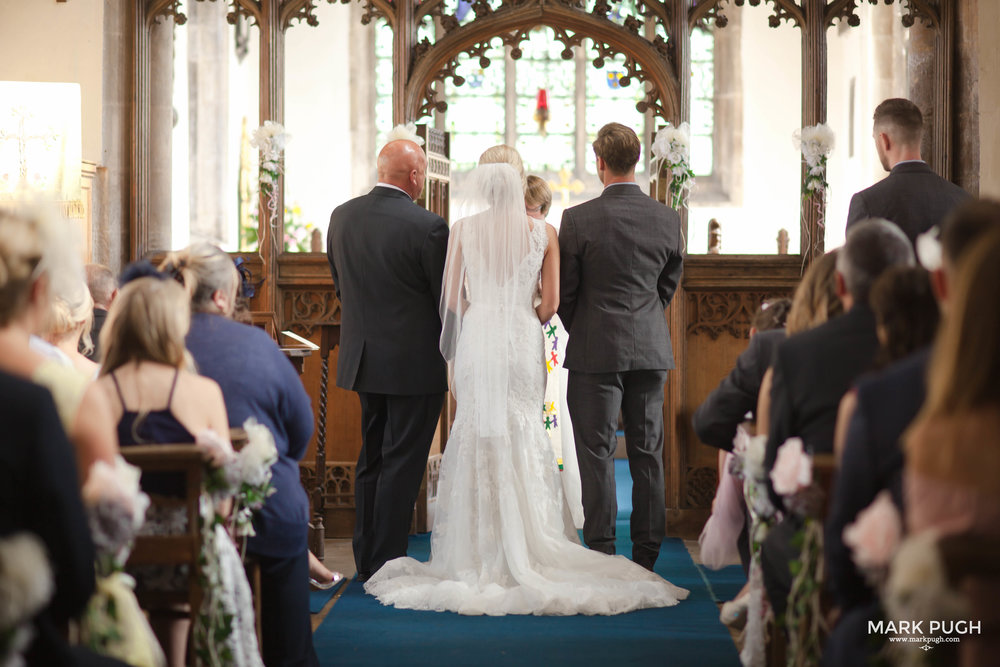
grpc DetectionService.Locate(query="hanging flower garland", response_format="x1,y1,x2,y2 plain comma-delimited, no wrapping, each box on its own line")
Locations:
651,122,696,210
249,121,290,247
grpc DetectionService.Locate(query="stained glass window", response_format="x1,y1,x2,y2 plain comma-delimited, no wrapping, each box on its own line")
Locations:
690,27,715,177
444,40,507,171
515,29,576,173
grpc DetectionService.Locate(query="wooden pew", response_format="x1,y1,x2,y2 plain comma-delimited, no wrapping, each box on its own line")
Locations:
121,444,206,615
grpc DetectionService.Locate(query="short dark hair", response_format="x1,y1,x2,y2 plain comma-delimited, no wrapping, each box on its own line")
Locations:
940,198,1000,267
870,266,940,367
873,98,923,147
593,123,641,174
836,219,915,304
751,298,791,332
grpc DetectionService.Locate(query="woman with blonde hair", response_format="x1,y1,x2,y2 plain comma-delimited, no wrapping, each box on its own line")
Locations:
0,208,117,482
94,275,247,667
160,243,326,666
44,280,98,377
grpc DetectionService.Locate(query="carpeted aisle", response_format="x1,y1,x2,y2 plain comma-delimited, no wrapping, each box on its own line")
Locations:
313,462,741,666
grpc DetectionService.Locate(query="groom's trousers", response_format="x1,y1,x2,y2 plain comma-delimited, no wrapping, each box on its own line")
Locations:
567,369,667,570
353,391,444,579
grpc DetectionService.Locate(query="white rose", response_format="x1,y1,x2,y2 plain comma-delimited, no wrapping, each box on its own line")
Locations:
769,437,812,496
843,490,902,570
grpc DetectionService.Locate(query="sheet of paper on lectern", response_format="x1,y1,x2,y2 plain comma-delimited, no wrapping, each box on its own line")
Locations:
0,81,82,202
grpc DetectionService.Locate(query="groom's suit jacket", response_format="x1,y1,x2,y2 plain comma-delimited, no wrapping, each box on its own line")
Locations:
327,186,449,396
558,183,684,373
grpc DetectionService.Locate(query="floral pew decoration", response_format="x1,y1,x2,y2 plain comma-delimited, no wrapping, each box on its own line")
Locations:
80,457,166,667
769,437,827,667
727,426,775,667
193,417,277,667
0,533,54,667
843,492,971,667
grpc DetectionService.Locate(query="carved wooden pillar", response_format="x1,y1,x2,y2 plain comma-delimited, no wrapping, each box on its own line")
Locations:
907,1,953,180
801,0,826,261
256,0,284,322
392,2,414,124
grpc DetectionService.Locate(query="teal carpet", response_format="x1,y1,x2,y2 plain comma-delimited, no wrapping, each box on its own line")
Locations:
313,461,740,666
309,576,348,613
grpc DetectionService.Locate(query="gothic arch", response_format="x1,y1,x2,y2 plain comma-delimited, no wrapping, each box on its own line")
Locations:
403,5,681,125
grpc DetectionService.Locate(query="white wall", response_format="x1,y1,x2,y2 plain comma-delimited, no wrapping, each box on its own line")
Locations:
283,3,356,246
0,0,104,162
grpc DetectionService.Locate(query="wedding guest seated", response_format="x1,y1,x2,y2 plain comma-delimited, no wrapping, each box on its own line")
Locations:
84,263,118,361
43,280,99,377
93,274,245,667
704,254,838,630
832,265,939,459
760,219,914,621
0,370,127,667
823,200,1000,667
159,243,323,667
0,209,117,483
904,227,1000,666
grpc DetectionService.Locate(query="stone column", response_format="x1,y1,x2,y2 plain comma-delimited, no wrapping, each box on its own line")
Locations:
97,0,130,270
953,0,980,195
907,19,937,170
147,15,174,252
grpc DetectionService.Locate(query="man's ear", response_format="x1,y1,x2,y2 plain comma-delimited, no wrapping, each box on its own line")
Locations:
877,131,891,153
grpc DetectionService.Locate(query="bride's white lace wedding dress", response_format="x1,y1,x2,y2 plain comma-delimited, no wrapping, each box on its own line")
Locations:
364,163,688,616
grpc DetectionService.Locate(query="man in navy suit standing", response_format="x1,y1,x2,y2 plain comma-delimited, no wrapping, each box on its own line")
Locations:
327,137,449,582
847,98,969,244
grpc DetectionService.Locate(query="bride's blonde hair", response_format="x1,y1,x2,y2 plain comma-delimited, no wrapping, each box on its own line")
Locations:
479,145,527,193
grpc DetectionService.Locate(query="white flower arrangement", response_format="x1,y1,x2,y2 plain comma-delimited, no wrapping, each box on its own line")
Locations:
651,122,695,210
769,437,813,497
384,122,425,148
249,121,290,243
0,533,53,667
793,123,834,199
82,457,150,576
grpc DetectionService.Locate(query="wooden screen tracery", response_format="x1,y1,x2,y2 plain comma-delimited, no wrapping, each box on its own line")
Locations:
129,0,959,538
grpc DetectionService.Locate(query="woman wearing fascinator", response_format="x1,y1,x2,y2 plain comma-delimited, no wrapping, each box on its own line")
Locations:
364,145,688,616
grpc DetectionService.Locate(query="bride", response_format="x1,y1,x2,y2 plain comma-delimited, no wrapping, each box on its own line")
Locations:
364,145,688,615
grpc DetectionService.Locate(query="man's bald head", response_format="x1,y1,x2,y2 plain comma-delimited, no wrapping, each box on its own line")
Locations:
377,140,427,200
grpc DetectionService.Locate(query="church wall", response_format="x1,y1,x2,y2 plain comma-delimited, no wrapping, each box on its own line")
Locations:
0,0,105,162
979,0,1000,198
284,3,357,246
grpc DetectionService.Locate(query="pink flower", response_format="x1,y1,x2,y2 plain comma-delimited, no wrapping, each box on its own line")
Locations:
769,437,812,496
844,490,902,571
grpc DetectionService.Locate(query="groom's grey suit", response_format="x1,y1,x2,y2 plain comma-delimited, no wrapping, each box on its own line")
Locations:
558,182,684,569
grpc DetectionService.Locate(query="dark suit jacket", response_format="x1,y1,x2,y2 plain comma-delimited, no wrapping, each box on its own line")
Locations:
0,371,98,665
693,328,786,451
765,305,879,498
558,183,683,373
824,347,929,612
84,307,107,361
846,161,970,244
327,186,449,395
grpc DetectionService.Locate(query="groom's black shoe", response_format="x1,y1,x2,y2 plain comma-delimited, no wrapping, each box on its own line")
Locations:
356,571,371,583
633,546,659,573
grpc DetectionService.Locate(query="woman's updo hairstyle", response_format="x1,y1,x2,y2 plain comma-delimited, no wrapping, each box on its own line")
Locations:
0,210,46,326
47,281,95,354
159,243,239,313
479,145,527,193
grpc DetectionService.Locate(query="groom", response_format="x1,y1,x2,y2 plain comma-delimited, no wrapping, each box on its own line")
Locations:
327,137,449,581
559,122,684,571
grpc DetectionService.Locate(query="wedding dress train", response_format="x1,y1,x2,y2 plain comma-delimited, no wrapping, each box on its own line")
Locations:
364,164,688,615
